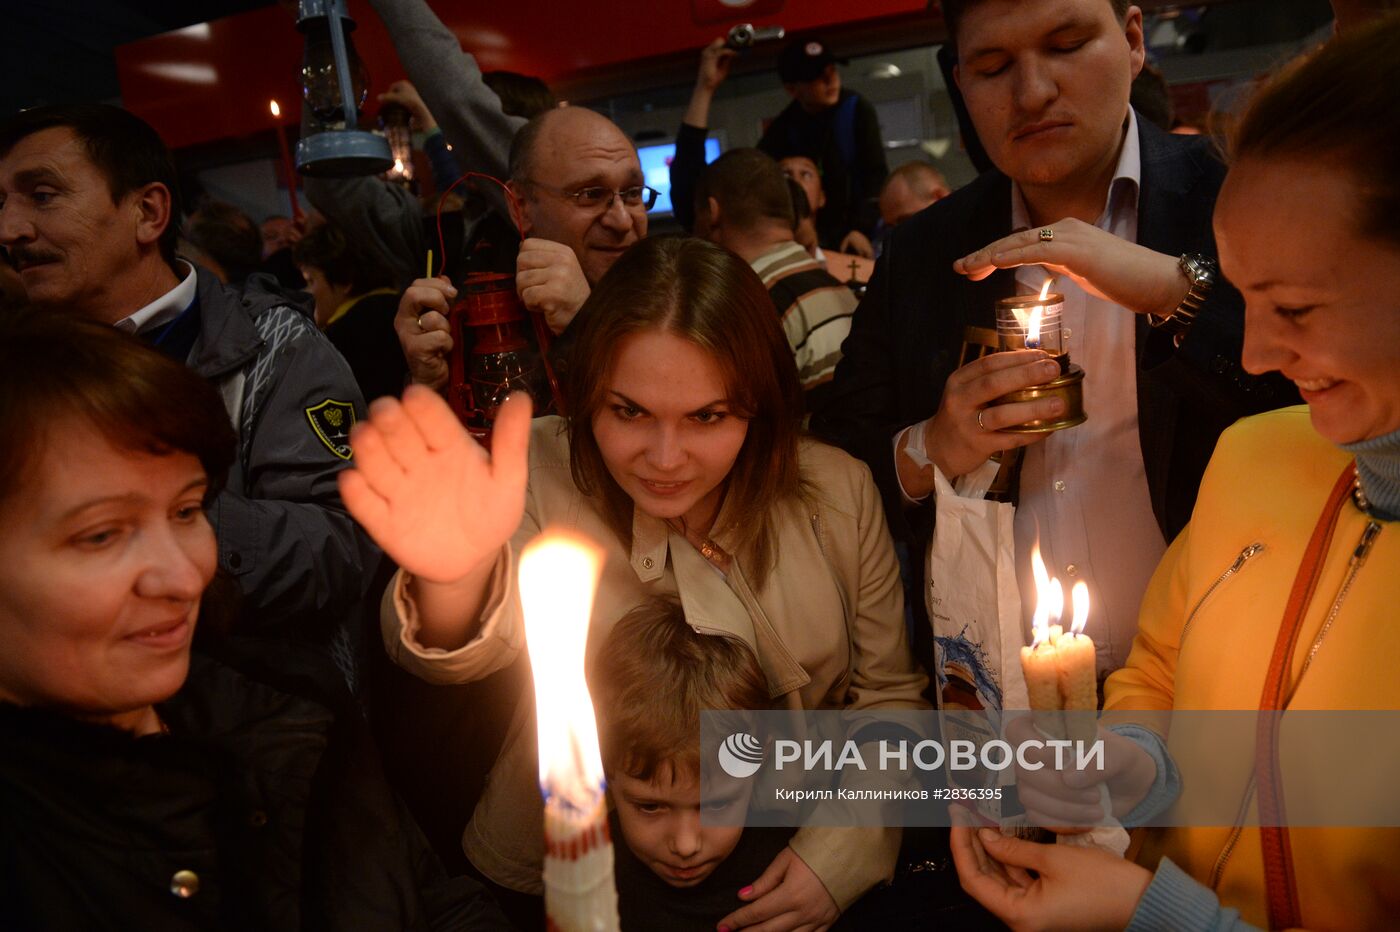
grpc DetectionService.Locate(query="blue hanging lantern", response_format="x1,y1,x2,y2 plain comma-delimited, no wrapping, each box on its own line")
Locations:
295,0,393,177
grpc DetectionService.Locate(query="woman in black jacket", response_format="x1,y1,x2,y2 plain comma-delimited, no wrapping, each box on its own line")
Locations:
0,312,505,931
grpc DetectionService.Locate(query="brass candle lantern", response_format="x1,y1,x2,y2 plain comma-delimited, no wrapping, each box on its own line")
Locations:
992,289,1086,434
378,102,415,188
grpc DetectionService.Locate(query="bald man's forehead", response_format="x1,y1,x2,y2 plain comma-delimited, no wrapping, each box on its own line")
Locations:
531,109,640,186
540,111,634,155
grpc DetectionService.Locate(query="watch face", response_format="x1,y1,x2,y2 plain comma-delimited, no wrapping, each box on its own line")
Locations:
1183,254,1217,286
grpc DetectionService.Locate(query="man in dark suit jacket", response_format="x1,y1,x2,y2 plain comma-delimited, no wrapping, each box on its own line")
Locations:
812,0,1295,678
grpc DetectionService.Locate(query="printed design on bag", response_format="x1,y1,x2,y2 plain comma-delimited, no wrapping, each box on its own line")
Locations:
935,628,1002,710
306,398,356,460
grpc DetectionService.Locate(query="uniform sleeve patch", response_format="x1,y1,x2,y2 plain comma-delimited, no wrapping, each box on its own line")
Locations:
305,399,357,460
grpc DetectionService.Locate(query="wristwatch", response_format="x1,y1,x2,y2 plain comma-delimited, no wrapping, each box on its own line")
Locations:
1148,253,1216,336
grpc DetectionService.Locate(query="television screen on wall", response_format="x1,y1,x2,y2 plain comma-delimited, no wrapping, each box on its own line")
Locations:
637,136,724,216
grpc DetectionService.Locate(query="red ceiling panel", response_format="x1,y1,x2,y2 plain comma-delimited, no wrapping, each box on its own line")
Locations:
115,0,931,149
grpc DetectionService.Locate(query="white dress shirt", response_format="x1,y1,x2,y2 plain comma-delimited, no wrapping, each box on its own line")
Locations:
113,260,198,338
894,113,1165,677
1008,111,1165,675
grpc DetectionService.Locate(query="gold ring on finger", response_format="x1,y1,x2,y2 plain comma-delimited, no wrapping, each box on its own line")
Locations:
1039,227,1054,242
977,409,989,431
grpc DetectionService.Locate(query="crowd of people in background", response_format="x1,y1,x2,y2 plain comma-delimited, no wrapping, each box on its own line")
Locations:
1,0,1398,929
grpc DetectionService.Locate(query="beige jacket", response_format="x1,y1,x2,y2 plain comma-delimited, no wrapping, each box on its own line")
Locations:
382,417,928,908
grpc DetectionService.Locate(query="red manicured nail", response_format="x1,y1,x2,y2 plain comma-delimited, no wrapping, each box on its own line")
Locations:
739,885,754,896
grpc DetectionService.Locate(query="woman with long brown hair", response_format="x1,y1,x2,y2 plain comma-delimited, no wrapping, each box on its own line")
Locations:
343,235,928,930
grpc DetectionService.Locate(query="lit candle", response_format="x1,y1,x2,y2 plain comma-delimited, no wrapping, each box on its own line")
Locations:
1019,546,1065,735
996,278,1064,355
1020,629,1064,734
991,277,1086,434
519,530,620,932
1018,547,1098,733
1015,551,1123,846
379,102,415,185
1055,582,1097,743
269,100,304,222
1025,304,1045,350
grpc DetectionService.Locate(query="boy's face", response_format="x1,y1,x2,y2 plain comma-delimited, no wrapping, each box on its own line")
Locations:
612,765,752,888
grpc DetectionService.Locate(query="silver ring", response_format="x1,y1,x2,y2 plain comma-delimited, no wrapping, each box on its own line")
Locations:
977,409,988,431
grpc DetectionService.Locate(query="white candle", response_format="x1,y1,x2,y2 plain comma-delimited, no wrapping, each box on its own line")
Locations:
520,530,619,932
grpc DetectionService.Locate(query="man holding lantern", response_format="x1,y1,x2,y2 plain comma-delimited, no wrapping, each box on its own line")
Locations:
813,0,1296,680
341,0,649,397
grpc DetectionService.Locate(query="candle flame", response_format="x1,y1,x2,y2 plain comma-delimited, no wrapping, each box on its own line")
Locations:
1030,544,1052,643
1029,542,1067,647
269,99,281,118
1027,305,1044,347
1039,278,1053,301
393,157,405,173
520,530,607,811
1071,581,1090,636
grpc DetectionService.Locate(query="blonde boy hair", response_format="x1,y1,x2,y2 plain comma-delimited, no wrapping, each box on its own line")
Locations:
592,597,769,784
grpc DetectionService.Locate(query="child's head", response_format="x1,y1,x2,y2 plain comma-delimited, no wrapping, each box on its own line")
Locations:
592,597,769,888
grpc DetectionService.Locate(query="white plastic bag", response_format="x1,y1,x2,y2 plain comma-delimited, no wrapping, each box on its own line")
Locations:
928,461,1027,823
927,460,1028,714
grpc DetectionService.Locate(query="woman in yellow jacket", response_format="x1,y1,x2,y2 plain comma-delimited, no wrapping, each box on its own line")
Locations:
341,236,928,930
950,15,1400,931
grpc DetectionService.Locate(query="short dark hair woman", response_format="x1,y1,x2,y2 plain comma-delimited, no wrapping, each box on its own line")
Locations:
0,312,503,929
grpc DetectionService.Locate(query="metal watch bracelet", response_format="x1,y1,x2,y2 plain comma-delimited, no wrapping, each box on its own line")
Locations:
1148,253,1217,335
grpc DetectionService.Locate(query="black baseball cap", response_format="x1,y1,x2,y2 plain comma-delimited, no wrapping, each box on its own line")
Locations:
777,39,846,83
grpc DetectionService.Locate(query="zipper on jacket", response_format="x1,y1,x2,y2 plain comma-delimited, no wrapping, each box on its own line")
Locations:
1179,542,1265,646
1293,520,1383,697
1209,522,1382,888
1208,785,1255,891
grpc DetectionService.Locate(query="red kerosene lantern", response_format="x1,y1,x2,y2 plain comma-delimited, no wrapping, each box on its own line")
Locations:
447,273,556,443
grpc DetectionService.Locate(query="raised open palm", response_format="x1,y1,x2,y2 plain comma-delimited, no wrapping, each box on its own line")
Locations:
339,386,532,584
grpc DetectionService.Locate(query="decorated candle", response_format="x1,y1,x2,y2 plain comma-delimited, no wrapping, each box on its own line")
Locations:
519,530,620,932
